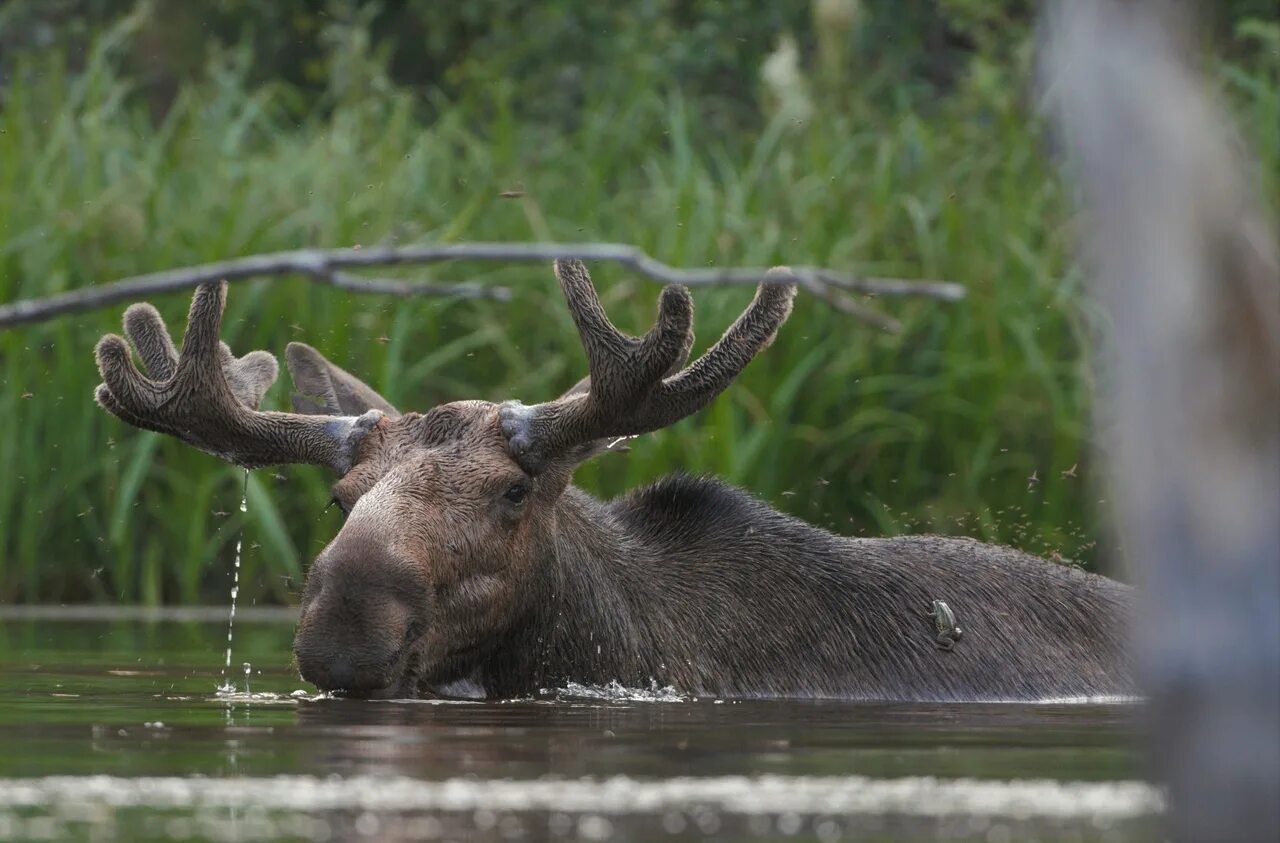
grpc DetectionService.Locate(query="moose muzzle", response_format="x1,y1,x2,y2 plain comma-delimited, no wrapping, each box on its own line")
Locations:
293,638,403,695
293,575,421,696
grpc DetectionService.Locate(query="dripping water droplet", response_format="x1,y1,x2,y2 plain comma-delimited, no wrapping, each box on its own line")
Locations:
218,470,250,695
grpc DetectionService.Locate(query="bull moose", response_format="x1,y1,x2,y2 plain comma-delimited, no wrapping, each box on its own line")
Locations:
93,260,1132,701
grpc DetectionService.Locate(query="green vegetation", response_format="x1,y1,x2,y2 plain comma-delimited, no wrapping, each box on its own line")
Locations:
1,4,1276,604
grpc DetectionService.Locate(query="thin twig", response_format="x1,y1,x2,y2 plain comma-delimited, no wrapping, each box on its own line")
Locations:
319,269,499,300
0,241,966,330
794,277,904,333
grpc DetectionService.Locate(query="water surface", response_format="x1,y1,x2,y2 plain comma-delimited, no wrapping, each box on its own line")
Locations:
0,610,1158,841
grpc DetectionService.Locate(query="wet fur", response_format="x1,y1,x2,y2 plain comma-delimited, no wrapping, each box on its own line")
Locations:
462,475,1132,701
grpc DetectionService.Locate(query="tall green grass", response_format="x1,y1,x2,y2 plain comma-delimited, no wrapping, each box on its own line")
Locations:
1,20,1276,604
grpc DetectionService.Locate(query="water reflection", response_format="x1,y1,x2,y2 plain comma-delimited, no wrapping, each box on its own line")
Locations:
289,695,1140,783
0,615,1154,841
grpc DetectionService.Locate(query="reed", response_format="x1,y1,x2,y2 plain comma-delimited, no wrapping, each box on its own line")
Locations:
1,20,1274,604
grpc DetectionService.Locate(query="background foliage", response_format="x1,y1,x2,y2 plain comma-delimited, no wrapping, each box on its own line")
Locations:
1,0,1276,604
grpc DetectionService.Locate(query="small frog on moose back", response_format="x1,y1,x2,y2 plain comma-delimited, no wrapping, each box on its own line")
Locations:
925,600,963,651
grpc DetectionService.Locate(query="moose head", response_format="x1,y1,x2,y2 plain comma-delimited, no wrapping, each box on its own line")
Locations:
94,261,794,696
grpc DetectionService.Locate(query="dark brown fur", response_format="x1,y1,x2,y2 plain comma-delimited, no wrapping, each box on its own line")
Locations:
94,264,1133,701
295,402,1131,701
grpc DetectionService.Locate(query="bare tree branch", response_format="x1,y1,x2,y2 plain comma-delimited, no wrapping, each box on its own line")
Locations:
798,280,904,333
0,241,966,331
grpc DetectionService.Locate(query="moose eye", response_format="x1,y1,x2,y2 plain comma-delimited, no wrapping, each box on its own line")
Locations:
503,483,529,505
328,496,350,517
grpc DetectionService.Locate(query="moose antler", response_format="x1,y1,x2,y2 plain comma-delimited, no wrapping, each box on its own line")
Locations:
94,281,383,472
500,260,796,474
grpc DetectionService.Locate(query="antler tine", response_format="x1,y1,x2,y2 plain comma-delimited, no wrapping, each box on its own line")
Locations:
122,302,179,381
500,262,795,475
555,259,695,403
655,267,795,413
94,281,382,473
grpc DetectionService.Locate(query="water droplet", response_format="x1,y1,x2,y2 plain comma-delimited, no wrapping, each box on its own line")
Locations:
220,470,250,692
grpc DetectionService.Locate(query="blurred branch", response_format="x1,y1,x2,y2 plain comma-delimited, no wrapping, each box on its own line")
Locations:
0,242,965,331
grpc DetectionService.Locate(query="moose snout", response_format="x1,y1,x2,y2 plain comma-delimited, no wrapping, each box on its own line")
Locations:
293,598,419,695
326,656,356,690
293,627,409,694
293,538,428,695
295,648,393,694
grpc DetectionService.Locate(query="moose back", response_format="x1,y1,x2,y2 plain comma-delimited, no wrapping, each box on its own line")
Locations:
93,261,1131,700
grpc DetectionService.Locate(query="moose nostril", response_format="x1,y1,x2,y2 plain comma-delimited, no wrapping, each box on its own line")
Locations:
329,657,356,690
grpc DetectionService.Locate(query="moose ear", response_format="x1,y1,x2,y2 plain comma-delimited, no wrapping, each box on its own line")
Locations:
285,342,399,418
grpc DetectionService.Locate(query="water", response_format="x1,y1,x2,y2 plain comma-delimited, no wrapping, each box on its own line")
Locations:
0,610,1160,842
217,472,250,695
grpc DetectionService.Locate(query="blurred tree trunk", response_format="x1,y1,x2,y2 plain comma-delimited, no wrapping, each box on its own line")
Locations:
1048,1,1280,840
